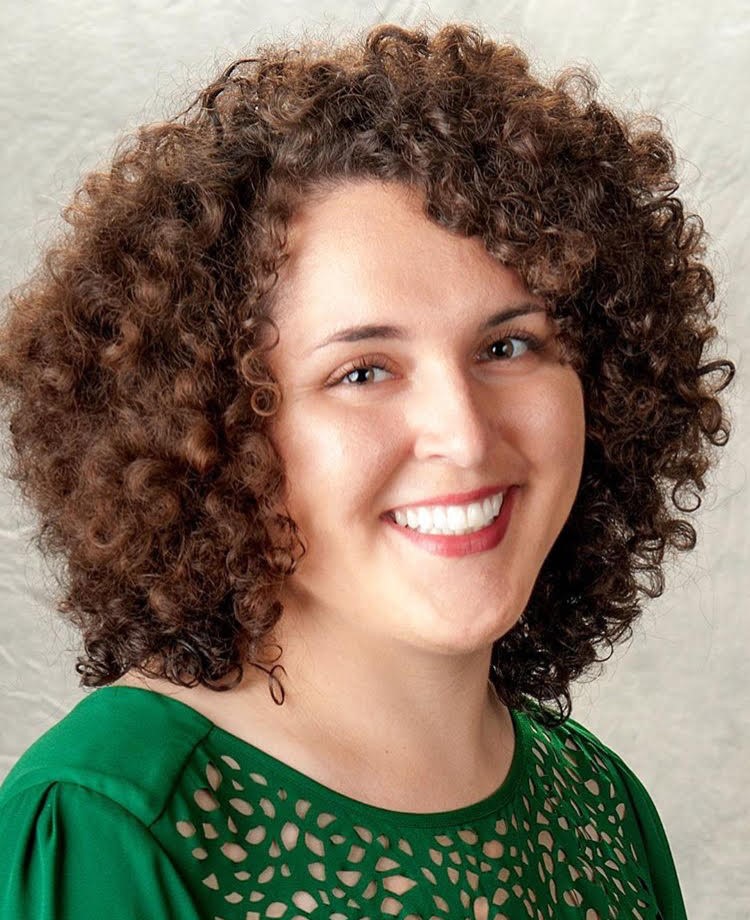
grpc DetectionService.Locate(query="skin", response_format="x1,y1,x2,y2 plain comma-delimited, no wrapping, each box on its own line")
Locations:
116,179,586,812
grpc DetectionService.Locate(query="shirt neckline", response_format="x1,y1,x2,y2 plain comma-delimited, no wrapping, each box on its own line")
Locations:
95,684,531,829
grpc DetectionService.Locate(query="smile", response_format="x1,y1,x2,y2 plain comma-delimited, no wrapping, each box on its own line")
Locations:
390,491,504,535
382,487,517,558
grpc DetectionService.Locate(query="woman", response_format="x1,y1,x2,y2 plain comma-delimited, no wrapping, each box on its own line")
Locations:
0,20,734,920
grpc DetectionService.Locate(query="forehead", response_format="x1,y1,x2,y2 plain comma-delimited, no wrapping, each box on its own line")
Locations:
271,181,542,328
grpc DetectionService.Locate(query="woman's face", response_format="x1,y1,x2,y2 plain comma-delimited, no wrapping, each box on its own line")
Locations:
264,180,585,661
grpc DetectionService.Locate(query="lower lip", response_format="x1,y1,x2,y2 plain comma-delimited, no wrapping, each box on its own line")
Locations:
382,486,517,558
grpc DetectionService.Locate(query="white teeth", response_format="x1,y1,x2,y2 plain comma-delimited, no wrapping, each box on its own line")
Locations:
467,501,486,529
391,491,505,535
418,506,435,531
446,505,466,531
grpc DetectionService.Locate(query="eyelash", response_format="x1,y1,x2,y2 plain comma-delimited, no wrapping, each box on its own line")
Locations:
326,328,544,388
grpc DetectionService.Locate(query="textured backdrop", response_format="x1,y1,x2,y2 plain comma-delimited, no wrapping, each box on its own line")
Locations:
1,2,747,917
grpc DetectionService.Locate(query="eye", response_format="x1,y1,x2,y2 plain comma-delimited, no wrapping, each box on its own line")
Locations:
477,330,542,363
328,355,396,387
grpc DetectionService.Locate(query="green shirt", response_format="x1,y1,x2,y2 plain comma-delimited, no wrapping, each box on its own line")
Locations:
0,685,687,919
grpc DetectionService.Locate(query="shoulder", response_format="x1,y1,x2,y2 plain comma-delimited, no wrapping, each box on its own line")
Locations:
516,703,686,914
517,703,663,811
553,713,679,855
0,687,210,919
0,686,213,826
518,703,650,781
533,708,663,812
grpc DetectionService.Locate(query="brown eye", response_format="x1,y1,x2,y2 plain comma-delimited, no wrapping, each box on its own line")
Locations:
341,365,388,386
327,354,396,387
489,338,527,359
478,331,542,362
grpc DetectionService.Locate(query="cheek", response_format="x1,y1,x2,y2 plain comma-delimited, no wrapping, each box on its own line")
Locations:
270,403,396,519
514,368,585,478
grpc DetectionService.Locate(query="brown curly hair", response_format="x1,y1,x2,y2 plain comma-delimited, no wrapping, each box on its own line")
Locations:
0,20,735,727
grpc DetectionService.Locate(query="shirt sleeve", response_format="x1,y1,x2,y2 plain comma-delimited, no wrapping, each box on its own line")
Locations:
562,715,689,920
0,781,203,920
611,752,689,920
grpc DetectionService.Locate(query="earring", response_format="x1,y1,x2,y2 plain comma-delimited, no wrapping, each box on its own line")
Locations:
248,643,288,705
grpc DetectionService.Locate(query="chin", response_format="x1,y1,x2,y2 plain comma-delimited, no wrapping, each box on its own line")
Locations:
401,608,517,657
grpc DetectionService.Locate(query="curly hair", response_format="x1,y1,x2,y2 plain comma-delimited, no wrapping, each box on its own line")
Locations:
0,20,735,727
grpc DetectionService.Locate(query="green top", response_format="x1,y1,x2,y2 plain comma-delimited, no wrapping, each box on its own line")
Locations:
0,685,687,920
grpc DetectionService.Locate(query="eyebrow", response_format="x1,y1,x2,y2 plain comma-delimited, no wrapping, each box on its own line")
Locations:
310,303,549,354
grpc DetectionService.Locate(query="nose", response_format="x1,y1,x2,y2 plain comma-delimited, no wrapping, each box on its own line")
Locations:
409,363,492,467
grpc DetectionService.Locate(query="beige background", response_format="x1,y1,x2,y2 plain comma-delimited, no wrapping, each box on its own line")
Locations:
1,2,747,917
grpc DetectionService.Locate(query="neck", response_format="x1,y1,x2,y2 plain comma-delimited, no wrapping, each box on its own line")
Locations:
241,600,512,800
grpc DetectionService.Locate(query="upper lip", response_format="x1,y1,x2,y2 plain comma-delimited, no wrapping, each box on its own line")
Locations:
385,484,512,515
